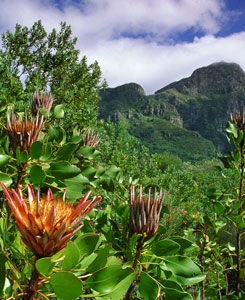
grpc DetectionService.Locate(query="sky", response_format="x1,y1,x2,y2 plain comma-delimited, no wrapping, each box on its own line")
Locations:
0,0,245,94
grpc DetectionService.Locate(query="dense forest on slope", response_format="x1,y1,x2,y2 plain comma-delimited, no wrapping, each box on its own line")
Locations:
0,21,244,299
99,62,245,162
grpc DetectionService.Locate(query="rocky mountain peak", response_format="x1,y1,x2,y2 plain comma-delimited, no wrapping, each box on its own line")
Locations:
156,62,245,97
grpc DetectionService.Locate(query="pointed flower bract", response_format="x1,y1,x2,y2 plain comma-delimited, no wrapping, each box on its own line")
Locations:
0,182,102,257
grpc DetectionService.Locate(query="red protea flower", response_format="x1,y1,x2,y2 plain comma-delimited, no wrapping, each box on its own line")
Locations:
129,185,165,241
32,91,53,117
0,182,102,257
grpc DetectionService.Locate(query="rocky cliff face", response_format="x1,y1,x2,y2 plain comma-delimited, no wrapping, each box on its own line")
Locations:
99,62,245,161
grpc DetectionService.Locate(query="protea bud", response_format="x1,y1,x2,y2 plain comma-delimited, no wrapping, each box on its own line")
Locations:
32,91,53,117
84,129,100,147
6,109,44,153
230,111,245,132
0,182,102,257
129,185,165,241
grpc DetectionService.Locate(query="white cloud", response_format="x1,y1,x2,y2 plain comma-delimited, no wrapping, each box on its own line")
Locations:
0,0,244,94
84,32,245,94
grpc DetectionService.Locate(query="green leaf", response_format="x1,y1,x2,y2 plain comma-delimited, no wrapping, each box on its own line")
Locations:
104,165,121,179
48,126,66,144
64,174,90,200
30,165,46,184
164,287,193,300
87,245,111,273
0,254,7,295
85,265,135,299
164,255,205,285
226,121,238,138
77,146,100,159
54,104,65,118
49,162,80,180
50,271,83,300
40,142,52,161
82,166,97,180
30,141,43,159
20,150,28,163
152,239,180,256
79,253,97,269
236,215,245,229
0,172,12,189
62,242,80,271
55,143,77,161
16,146,21,165
214,202,226,216
0,155,10,168
161,279,184,292
139,272,159,300
101,272,135,300
170,237,193,254
74,233,100,257
36,258,55,276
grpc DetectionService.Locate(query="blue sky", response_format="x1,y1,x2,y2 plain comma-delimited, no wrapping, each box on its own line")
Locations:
0,0,245,94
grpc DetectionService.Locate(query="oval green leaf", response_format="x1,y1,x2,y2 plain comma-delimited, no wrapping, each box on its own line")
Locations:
0,155,10,168
0,172,12,189
50,271,83,300
62,242,80,271
85,265,135,294
139,272,159,300
36,258,55,276
30,141,43,159
54,104,65,119
49,162,80,180
152,239,180,256
30,165,46,184
164,255,206,285
74,233,100,257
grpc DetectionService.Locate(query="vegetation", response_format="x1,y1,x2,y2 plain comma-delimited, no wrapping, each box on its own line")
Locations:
0,21,244,300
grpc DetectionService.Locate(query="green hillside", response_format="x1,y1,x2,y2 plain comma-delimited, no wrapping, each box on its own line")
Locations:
99,62,245,162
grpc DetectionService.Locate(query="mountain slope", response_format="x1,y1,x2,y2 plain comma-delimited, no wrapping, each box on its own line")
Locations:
99,62,245,161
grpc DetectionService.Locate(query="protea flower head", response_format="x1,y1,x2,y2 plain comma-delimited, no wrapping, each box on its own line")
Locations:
129,185,165,241
6,109,44,153
32,91,53,117
0,182,102,257
230,111,245,132
84,129,100,148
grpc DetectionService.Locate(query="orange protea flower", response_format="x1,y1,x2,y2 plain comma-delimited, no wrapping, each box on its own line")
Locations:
6,109,44,153
32,91,53,117
129,185,165,241
0,182,102,257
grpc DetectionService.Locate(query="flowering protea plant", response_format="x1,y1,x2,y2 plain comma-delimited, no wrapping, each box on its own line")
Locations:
6,109,44,153
0,182,102,257
230,111,245,131
129,185,165,241
32,91,53,117
84,129,100,147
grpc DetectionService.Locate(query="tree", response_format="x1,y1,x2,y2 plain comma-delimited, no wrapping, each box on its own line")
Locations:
0,20,106,128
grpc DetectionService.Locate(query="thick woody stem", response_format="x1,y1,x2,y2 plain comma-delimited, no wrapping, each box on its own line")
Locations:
23,263,40,300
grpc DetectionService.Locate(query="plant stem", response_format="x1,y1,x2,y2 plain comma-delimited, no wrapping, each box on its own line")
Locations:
235,149,244,295
23,263,39,300
124,239,143,300
16,163,27,186
200,226,208,300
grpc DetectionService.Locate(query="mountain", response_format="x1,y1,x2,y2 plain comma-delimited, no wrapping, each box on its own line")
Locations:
99,62,245,161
